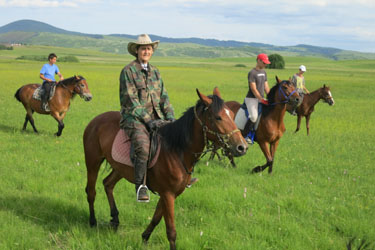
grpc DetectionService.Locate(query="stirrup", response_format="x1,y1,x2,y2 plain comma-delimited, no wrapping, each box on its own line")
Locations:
136,185,150,203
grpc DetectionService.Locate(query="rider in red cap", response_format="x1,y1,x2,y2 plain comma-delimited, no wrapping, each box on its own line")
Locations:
243,53,271,144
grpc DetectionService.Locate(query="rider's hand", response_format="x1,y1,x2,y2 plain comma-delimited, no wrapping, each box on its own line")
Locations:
146,120,157,131
260,99,269,105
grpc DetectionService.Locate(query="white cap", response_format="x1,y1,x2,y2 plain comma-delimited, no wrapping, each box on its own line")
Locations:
299,65,306,72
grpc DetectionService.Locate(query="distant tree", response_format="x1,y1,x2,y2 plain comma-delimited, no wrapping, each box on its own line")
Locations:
267,54,285,69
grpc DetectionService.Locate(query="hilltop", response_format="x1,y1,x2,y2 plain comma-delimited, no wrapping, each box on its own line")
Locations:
1,19,374,60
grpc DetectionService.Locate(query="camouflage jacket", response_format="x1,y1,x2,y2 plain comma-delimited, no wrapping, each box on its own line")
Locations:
119,60,174,128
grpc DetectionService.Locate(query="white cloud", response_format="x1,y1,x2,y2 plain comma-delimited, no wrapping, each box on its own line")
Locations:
0,0,81,7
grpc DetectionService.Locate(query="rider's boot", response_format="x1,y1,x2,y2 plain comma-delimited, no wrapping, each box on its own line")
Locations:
134,159,149,202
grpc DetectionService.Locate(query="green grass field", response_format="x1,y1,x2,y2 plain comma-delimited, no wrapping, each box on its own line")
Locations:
1,45,374,250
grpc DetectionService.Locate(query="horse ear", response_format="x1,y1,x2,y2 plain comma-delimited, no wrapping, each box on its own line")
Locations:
213,86,221,98
75,75,80,80
196,89,212,106
275,76,281,83
323,84,326,88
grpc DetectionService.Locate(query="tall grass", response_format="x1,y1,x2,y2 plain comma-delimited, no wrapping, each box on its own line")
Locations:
0,46,374,249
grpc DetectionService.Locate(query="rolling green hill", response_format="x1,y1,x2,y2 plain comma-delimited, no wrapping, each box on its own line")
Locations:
1,19,375,60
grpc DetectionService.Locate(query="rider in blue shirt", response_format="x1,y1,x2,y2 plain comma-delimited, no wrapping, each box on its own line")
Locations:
39,53,64,110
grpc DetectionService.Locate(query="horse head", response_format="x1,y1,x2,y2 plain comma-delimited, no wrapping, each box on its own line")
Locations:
73,75,92,101
195,87,248,157
275,76,300,107
321,84,335,105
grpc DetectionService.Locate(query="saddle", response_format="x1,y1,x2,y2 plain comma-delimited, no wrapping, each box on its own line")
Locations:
234,102,263,131
32,83,57,101
111,129,161,168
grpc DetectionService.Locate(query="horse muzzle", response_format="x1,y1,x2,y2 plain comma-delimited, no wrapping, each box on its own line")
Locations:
82,93,93,101
230,140,248,157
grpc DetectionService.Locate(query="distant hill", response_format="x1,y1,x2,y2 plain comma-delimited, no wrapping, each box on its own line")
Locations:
1,19,375,60
0,19,103,38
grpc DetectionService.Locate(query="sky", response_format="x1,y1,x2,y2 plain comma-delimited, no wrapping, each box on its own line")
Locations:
0,0,374,53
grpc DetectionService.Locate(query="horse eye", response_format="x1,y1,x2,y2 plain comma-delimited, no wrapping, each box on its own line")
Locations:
80,84,85,87
215,116,222,121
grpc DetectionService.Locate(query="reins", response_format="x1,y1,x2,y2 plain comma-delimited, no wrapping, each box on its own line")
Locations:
192,104,240,164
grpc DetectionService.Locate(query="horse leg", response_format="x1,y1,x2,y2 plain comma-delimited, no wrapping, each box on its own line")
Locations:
161,193,177,250
103,170,122,230
23,114,29,130
252,142,272,173
85,155,104,227
268,141,280,174
26,109,38,133
306,114,311,136
295,115,302,133
142,199,163,243
51,111,66,136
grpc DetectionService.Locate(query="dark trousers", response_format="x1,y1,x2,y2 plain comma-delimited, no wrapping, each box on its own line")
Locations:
41,81,52,104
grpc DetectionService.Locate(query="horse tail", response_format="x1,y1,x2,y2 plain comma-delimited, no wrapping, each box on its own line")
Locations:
14,87,22,102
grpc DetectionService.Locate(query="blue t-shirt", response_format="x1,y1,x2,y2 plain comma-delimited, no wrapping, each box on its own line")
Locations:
40,63,59,81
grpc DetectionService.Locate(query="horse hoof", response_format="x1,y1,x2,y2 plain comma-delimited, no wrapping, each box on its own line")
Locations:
110,220,119,230
89,219,97,227
251,167,261,173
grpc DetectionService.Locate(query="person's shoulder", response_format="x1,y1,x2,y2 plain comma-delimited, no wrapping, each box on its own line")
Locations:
122,60,137,71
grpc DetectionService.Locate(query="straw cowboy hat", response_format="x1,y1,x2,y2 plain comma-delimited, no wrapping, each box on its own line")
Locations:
127,34,159,57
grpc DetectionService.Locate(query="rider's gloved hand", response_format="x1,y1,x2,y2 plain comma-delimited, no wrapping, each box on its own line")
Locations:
260,99,269,105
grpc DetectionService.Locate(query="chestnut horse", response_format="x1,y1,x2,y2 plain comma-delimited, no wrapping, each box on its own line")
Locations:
210,77,300,173
292,85,334,135
14,75,92,136
83,88,247,250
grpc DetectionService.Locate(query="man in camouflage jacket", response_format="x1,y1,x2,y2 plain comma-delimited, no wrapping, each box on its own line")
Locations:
119,34,174,202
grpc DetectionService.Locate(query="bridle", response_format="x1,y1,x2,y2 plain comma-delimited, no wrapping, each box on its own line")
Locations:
193,104,240,155
271,83,297,106
59,77,84,96
321,88,334,104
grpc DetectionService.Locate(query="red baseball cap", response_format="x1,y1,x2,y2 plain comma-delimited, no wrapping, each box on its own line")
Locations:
257,53,271,64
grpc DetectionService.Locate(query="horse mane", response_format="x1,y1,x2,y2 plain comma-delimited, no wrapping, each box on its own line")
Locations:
159,95,224,154
59,75,85,86
57,75,85,99
262,81,281,117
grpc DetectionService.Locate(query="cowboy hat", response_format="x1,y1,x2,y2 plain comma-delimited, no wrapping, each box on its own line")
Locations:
127,34,159,57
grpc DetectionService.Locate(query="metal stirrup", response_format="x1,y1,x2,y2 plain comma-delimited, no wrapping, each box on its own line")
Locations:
136,185,150,203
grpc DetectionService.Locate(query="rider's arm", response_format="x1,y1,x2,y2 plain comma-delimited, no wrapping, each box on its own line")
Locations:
249,82,263,101
264,81,270,95
40,73,52,82
57,72,64,81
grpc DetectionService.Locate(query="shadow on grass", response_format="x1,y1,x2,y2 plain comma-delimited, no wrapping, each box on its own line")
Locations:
0,122,50,135
0,123,20,134
0,194,88,232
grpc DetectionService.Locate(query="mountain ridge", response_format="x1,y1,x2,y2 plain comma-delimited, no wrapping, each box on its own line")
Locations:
1,19,374,60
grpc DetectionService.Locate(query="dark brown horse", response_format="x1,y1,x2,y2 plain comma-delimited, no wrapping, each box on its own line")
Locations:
210,77,300,173
83,87,247,250
292,85,334,135
14,75,92,136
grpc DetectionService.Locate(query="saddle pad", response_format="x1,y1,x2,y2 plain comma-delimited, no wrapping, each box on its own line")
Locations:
32,86,56,101
234,105,262,131
111,129,160,168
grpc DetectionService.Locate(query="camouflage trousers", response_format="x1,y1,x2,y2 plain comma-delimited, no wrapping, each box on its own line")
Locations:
123,122,150,163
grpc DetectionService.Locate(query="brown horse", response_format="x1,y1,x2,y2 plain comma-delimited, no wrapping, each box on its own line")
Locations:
83,87,247,250
14,75,92,136
292,85,334,135
210,77,300,173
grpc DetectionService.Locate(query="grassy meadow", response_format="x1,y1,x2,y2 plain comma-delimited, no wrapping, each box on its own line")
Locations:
0,45,374,250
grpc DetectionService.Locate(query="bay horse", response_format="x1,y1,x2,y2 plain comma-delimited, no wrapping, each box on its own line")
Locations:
14,75,92,136
292,85,334,135
210,77,300,173
83,87,247,250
